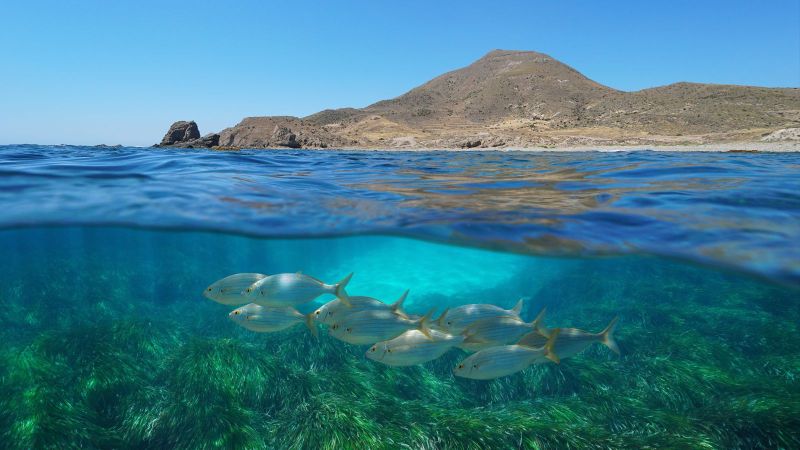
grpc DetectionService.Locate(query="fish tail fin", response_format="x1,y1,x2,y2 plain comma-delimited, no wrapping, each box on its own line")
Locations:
304,312,319,338
600,316,620,355
512,297,525,315
333,273,353,307
390,290,410,318
544,328,561,364
417,308,436,338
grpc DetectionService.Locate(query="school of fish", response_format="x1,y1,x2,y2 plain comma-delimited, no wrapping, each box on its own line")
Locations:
203,272,620,380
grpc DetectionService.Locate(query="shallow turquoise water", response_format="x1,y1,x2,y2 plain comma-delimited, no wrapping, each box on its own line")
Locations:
1,146,799,448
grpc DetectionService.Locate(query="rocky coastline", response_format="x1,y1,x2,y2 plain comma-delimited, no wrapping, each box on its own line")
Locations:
156,50,800,151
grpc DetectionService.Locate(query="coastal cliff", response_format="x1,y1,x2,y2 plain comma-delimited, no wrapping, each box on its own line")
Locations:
157,50,800,150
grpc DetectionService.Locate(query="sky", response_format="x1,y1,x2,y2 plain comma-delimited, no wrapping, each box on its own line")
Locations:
1,0,798,146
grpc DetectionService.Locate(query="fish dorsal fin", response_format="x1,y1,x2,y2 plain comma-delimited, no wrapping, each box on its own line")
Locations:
512,298,525,315
434,308,449,328
417,308,435,338
299,272,329,284
333,273,354,307
531,307,547,328
390,290,410,318
433,308,450,329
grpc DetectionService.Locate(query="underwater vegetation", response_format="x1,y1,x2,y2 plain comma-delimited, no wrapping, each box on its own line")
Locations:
1,227,799,449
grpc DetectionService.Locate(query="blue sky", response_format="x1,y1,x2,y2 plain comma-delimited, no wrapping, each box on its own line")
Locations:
1,0,798,146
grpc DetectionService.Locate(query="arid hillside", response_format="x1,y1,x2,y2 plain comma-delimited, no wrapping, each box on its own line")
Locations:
159,50,800,149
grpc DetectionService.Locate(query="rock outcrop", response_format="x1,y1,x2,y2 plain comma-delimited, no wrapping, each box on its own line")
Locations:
271,126,300,148
761,128,800,142
216,117,349,149
157,121,219,148
159,121,200,145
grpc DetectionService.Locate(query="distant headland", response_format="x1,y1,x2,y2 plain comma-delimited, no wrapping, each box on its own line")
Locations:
157,50,800,150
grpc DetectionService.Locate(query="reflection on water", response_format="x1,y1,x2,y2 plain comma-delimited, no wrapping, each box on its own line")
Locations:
0,145,798,285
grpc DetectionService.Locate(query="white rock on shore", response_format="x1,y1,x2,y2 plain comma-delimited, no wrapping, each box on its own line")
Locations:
761,128,800,142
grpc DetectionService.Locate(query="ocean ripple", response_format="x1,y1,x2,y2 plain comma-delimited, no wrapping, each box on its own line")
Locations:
1,145,798,286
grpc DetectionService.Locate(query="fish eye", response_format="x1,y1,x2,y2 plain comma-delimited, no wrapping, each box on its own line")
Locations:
370,346,376,352
314,311,320,316
207,287,212,292
447,321,452,325
234,310,240,315
246,288,251,293
387,349,392,353
472,364,478,369
457,364,464,369
346,327,352,333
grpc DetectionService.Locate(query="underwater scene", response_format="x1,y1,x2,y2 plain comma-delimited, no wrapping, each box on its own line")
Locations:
1,146,799,449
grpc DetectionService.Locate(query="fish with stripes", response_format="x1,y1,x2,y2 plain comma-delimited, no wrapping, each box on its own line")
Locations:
329,308,435,345
366,326,463,366
244,272,353,307
228,303,317,336
314,290,409,325
203,273,267,305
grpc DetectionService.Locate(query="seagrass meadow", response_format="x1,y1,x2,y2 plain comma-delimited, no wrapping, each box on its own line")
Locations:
1,226,798,449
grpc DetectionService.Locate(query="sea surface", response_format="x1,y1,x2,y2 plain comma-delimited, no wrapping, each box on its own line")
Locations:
1,145,799,449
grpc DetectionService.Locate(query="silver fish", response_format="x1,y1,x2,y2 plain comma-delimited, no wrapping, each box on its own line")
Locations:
525,317,619,360
244,272,353,307
330,308,434,345
228,303,317,336
314,290,409,325
366,329,464,367
435,298,524,334
203,273,267,305
453,332,559,380
458,309,545,352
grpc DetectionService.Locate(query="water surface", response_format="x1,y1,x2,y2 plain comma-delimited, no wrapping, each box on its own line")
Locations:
1,145,798,285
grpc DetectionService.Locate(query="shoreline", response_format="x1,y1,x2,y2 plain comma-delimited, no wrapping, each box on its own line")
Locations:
3,141,799,152
201,140,800,152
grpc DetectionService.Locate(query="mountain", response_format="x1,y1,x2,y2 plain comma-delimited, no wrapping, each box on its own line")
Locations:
159,50,800,149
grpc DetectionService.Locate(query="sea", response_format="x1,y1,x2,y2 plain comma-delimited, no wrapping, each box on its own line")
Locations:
1,145,798,449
